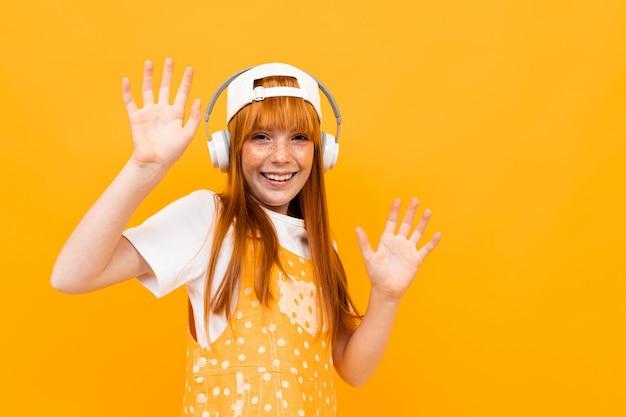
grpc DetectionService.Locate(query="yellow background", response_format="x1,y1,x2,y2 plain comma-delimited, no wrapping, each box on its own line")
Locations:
1,0,625,416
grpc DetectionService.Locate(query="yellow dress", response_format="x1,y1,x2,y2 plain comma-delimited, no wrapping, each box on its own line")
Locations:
182,246,336,417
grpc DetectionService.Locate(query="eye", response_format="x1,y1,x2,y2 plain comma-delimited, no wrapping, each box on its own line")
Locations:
252,133,270,141
292,134,309,141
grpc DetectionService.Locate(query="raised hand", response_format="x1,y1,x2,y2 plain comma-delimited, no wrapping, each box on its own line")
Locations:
356,198,441,302
122,57,202,170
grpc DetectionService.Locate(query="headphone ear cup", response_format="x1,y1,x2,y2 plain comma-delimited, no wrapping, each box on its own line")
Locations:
207,130,230,173
321,132,339,171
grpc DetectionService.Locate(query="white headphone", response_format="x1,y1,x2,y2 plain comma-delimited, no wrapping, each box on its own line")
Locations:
204,63,342,173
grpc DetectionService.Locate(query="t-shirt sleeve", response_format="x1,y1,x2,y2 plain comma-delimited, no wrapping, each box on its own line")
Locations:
123,190,217,298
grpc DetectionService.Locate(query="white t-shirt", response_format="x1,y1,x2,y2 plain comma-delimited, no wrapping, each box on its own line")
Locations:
123,190,310,347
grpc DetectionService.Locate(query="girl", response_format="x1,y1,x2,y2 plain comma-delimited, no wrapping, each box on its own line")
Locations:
51,58,441,416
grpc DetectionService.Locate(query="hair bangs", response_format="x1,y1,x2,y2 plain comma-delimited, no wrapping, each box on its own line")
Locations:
246,96,320,140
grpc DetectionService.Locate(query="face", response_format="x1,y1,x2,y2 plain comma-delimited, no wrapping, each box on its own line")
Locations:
241,127,315,215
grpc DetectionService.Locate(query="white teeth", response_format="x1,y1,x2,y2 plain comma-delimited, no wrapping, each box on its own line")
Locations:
264,173,294,181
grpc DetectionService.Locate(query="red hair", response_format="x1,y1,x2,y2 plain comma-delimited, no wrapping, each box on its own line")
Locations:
204,76,360,341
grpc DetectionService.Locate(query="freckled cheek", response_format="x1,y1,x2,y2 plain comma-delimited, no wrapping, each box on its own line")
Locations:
241,148,269,169
293,145,315,167
241,155,264,185
297,150,314,164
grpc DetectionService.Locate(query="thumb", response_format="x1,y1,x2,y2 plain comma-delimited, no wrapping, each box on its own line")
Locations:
183,98,203,135
355,226,374,260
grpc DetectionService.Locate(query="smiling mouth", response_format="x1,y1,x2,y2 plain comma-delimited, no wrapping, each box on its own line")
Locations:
262,173,295,182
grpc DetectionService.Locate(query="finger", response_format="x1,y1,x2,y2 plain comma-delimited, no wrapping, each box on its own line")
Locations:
158,57,174,105
417,232,442,258
409,208,432,245
382,198,402,235
121,77,138,114
141,60,155,105
397,198,419,237
355,226,375,261
173,66,194,109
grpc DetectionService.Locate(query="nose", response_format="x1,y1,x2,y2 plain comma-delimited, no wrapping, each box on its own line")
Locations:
270,140,292,163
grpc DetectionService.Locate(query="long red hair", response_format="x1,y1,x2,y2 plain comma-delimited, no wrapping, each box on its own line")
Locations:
204,75,360,341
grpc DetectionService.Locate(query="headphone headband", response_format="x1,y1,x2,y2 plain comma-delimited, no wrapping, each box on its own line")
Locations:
204,64,342,144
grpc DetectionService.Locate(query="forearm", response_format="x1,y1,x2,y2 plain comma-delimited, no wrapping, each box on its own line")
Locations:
334,291,401,387
51,159,166,293
339,198,440,386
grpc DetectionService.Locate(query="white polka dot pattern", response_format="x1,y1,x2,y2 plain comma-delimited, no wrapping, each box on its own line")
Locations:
181,246,336,417
277,271,328,335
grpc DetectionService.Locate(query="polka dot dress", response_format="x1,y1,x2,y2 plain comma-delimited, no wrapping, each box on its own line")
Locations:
182,246,336,417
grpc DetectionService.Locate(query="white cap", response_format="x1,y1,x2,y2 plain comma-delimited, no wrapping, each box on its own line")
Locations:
226,63,322,123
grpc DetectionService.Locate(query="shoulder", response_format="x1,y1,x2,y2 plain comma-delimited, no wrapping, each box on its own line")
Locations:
128,189,220,235
166,189,219,215
182,189,218,205
162,189,221,227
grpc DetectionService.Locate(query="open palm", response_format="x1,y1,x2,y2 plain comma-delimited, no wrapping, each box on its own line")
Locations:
356,198,441,301
121,58,201,169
